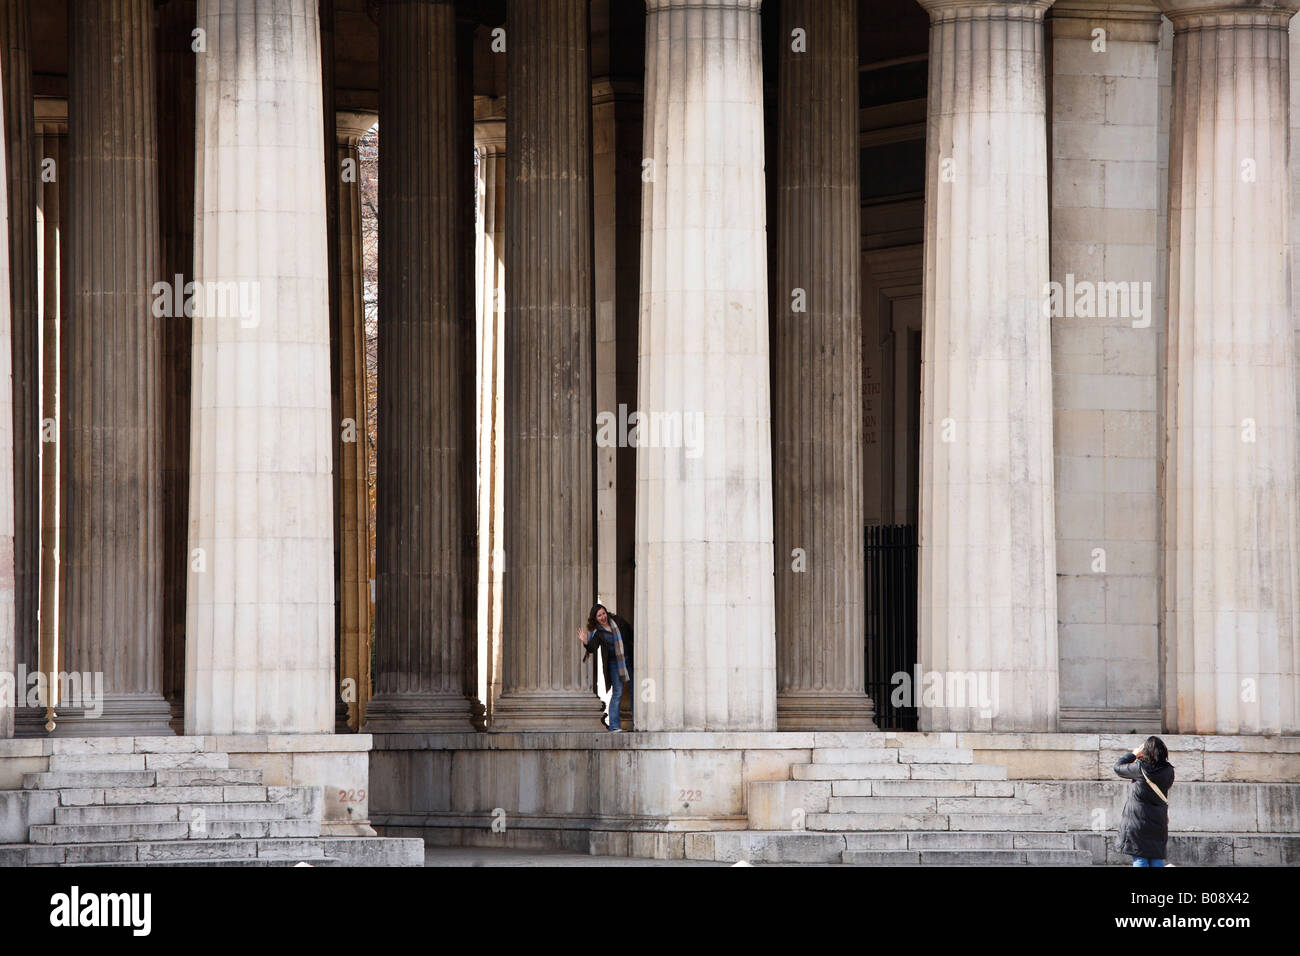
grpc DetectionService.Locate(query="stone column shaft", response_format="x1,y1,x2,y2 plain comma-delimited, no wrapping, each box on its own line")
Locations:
474,111,505,722
494,0,605,731
635,0,778,732
336,109,377,730
61,0,171,735
1,0,40,734
916,0,1059,731
1160,0,1300,734
0,49,12,738
366,0,478,732
773,0,875,731
34,100,66,732
186,0,334,734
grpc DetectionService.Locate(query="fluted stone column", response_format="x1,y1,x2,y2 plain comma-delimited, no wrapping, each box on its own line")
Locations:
157,0,197,730
773,0,874,731
474,109,505,722
636,0,778,732
1,0,40,735
1159,0,1300,734
365,0,478,732
0,58,13,738
916,0,1059,732
61,0,171,735
493,0,605,732
34,99,66,732
336,109,376,730
186,0,334,734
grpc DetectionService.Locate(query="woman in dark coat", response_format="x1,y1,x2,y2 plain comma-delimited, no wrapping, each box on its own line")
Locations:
1114,735,1174,866
575,604,634,732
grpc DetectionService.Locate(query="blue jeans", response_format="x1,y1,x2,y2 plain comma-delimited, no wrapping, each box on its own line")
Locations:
609,667,632,730
1132,857,1165,867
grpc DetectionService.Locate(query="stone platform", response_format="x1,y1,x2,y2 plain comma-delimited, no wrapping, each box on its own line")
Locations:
0,734,423,867
371,731,1300,865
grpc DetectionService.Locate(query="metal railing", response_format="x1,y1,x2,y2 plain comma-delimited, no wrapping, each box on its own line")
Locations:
865,524,918,730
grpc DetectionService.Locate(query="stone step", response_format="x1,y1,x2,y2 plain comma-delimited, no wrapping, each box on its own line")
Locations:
842,848,1091,866
793,763,910,781
24,767,262,790
880,732,961,749
154,768,264,787
946,813,1070,831
805,812,951,831
29,817,320,846
25,771,157,789
909,763,1007,780
76,856,344,868
844,831,1077,851
41,737,209,756
827,796,940,813
833,779,1015,798
55,801,290,825
810,749,905,765
59,785,269,806
813,747,973,765
48,752,230,773
828,796,1033,815
934,797,1037,814
19,837,333,865
793,762,1006,781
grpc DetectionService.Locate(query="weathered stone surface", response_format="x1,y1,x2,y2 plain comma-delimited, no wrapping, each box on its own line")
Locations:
186,0,335,735
61,0,171,736
1157,0,1300,734
492,0,604,732
367,0,478,733
634,0,777,732
915,0,1059,732
772,0,873,732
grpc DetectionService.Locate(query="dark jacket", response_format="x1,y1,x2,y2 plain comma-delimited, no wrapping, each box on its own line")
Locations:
582,614,633,690
1115,752,1175,860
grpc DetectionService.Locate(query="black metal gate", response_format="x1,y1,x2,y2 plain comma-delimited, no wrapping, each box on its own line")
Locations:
865,524,918,730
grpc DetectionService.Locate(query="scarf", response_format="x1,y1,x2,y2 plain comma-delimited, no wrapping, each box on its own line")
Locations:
608,621,629,682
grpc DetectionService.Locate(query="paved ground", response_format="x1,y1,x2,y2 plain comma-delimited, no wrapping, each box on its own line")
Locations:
424,846,732,867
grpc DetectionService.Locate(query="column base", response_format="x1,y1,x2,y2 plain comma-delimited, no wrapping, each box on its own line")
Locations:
13,706,52,737
362,693,481,733
776,693,878,732
48,694,176,737
489,691,607,732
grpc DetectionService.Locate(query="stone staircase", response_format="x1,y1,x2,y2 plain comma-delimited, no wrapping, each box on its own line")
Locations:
0,741,421,866
742,733,1093,865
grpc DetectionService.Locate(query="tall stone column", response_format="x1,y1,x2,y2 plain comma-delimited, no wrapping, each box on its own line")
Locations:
34,100,67,732
365,0,478,733
1,0,40,735
636,0,778,732
916,0,1059,732
493,0,605,732
772,0,874,731
1159,0,1300,734
157,0,197,730
0,56,13,738
336,109,377,730
61,0,171,735
474,108,505,722
186,0,334,735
